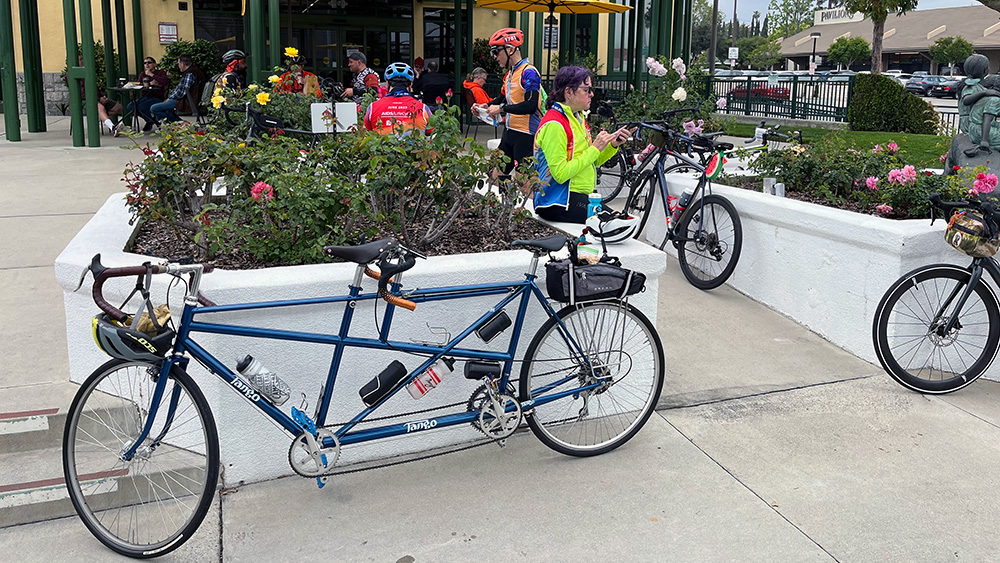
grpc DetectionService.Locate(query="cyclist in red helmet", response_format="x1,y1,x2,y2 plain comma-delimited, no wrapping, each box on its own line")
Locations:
473,27,543,175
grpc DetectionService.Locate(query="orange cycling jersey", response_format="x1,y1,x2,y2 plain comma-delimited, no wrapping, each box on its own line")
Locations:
363,91,431,135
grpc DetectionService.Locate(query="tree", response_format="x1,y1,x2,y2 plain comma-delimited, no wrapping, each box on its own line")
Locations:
768,0,815,39
749,37,784,70
736,36,767,67
690,0,728,61
843,0,919,73
928,36,974,75
826,36,871,70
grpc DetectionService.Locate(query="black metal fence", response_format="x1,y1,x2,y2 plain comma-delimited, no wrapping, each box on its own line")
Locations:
702,75,855,122
938,111,959,136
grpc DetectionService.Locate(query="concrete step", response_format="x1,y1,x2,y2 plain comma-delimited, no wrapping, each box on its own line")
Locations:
0,381,80,455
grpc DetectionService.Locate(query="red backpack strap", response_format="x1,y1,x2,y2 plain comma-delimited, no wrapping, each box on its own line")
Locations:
538,105,574,158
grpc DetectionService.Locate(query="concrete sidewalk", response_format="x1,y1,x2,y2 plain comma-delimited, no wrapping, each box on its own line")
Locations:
5,116,1000,561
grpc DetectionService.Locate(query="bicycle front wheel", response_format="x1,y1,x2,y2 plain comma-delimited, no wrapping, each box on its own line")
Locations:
873,265,1000,393
63,359,220,558
674,193,743,290
623,171,656,237
595,151,628,203
520,302,664,456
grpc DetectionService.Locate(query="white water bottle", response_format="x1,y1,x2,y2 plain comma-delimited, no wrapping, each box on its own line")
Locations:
236,355,291,406
406,358,455,399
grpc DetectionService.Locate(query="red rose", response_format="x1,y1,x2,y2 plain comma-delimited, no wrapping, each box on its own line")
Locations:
954,165,961,171
925,171,932,176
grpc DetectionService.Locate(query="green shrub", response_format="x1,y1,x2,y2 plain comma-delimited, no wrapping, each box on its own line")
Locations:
848,73,937,134
749,132,972,218
162,39,224,84
62,41,117,91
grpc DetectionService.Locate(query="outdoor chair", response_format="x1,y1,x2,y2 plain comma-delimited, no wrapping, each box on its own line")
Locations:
464,88,499,139
184,80,209,126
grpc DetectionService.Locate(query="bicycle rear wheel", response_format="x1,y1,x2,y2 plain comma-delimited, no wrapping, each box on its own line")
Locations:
595,151,628,203
520,302,664,456
873,265,1000,393
673,193,742,290
63,359,220,558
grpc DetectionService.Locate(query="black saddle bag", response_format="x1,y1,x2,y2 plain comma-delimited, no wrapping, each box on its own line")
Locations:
545,258,645,305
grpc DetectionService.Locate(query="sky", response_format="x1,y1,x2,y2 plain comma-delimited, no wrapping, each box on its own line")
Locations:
733,0,981,25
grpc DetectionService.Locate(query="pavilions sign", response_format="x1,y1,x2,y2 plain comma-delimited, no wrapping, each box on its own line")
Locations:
813,8,864,26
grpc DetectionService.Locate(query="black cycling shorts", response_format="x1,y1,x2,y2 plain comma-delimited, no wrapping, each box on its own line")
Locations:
498,129,536,174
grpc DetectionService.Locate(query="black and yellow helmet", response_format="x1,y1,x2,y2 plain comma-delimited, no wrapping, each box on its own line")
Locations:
91,313,175,361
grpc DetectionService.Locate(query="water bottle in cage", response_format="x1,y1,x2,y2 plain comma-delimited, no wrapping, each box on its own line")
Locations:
406,358,455,399
236,355,291,406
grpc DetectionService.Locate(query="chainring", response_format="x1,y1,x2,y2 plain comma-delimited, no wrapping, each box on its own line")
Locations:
478,393,522,439
288,428,341,477
467,383,515,433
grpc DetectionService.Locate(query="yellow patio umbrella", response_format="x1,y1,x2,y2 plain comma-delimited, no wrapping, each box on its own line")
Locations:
476,0,632,80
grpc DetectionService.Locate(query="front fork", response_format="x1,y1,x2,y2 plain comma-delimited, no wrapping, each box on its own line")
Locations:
120,356,189,462
937,262,985,335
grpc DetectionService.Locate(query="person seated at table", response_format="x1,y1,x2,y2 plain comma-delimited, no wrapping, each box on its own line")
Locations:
464,67,491,105
275,56,322,97
129,57,169,132
67,54,125,136
97,89,125,136
150,55,202,125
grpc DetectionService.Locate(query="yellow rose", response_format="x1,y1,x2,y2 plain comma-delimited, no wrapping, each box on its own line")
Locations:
213,88,221,96
268,75,281,84
211,95,225,109
284,47,299,58
248,84,259,91
256,92,270,105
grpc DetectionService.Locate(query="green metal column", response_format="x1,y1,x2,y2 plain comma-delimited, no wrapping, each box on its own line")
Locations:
79,0,102,146
658,0,671,59
465,0,473,77
131,0,143,72
648,0,659,58
101,0,115,88
606,13,616,74
19,0,45,131
632,0,645,82
509,11,516,28
454,0,463,99
114,0,128,77
681,0,691,62
624,0,634,85
247,0,264,84
559,14,570,70
268,0,279,69
534,10,543,69
0,0,21,141
63,0,81,145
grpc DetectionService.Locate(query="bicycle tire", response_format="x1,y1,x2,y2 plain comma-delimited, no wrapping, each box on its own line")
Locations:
872,264,1000,394
673,193,742,290
595,151,628,203
63,359,220,558
519,301,664,456
623,171,656,237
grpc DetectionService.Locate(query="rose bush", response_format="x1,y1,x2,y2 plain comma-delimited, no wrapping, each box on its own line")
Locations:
742,131,990,218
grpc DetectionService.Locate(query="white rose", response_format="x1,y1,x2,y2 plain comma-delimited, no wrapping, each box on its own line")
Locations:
672,87,687,102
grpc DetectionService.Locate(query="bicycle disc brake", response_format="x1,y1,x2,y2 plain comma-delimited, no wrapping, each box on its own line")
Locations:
289,428,340,478
478,393,522,443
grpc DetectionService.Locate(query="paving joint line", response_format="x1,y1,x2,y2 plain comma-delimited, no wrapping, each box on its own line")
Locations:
658,374,876,411
656,411,842,562
0,212,95,219
0,265,52,271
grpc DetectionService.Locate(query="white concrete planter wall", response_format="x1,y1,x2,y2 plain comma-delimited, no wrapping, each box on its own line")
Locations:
56,194,666,486
646,173,984,375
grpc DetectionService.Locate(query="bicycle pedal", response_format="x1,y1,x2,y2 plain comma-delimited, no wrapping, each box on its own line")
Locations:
316,476,328,489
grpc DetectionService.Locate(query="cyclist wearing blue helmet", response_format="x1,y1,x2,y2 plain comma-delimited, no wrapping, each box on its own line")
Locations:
364,62,431,135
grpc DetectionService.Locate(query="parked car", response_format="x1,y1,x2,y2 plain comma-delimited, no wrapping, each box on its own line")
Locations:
912,71,928,77
931,78,964,98
939,66,964,77
726,84,791,100
714,69,745,77
905,75,947,96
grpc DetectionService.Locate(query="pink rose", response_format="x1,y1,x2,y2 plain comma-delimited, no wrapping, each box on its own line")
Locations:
876,204,893,215
251,181,274,202
887,142,898,154
866,176,878,190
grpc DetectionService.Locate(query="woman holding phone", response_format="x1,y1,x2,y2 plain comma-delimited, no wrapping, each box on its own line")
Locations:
532,65,635,223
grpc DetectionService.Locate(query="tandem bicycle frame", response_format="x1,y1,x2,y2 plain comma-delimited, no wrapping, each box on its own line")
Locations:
127,256,598,458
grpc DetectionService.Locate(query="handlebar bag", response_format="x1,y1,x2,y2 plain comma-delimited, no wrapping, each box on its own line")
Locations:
545,258,645,305
946,210,1000,258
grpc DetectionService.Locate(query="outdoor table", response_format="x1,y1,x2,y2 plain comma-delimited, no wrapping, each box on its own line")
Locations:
108,86,153,131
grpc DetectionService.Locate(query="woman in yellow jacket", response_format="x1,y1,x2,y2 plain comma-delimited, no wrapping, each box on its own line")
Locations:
533,66,633,223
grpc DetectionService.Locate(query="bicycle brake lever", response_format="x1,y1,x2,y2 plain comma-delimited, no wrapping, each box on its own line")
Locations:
75,253,107,292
